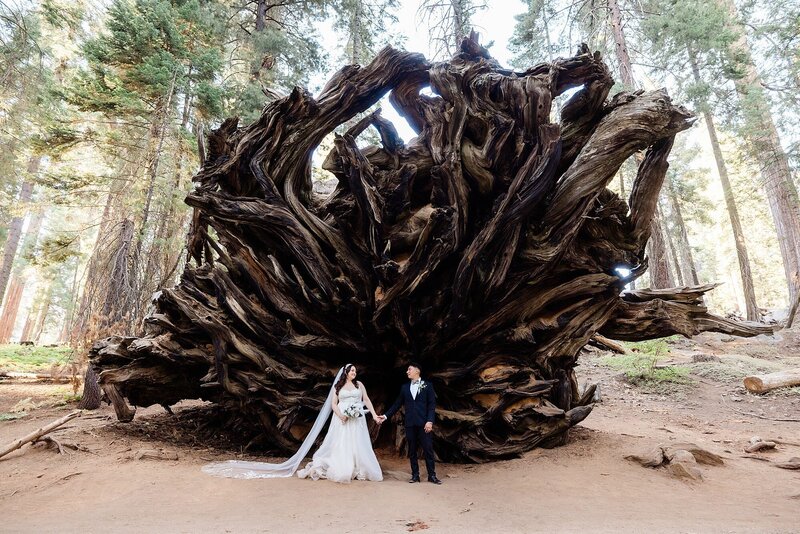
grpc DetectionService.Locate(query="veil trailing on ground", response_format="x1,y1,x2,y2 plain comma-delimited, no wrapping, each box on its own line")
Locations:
201,366,345,479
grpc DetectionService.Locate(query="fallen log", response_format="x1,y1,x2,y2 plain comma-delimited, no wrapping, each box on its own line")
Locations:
0,371,72,383
0,410,82,460
590,334,628,354
743,368,800,394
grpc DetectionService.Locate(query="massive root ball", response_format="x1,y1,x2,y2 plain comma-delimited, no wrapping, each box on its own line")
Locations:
90,38,770,462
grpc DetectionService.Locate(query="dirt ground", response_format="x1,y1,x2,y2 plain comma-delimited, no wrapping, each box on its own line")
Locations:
1,332,799,533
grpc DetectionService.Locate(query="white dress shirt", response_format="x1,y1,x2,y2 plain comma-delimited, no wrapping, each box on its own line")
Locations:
410,379,421,399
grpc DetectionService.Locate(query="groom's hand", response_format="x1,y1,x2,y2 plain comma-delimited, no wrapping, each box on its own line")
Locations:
424,422,433,433
377,415,387,423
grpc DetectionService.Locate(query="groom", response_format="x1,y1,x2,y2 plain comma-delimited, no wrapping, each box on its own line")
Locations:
380,362,442,484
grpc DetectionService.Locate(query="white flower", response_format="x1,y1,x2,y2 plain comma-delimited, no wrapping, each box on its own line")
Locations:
343,403,365,419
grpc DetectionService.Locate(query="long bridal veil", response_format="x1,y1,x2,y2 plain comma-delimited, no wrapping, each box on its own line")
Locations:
201,367,344,479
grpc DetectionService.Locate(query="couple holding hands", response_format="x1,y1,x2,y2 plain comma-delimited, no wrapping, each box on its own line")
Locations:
203,362,441,485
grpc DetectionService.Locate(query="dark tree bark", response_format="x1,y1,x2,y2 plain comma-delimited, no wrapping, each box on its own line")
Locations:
77,365,102,410
90,41,771,462
647,210,674,288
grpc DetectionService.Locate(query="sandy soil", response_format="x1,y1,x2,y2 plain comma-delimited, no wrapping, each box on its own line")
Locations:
1,332,799,533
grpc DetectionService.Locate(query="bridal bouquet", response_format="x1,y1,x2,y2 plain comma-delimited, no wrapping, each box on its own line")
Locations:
343,403,365,419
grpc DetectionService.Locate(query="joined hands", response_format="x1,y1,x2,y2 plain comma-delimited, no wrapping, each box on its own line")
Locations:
374,414,387,424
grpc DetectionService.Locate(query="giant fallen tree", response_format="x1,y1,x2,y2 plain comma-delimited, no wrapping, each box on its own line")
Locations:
90,37,771,462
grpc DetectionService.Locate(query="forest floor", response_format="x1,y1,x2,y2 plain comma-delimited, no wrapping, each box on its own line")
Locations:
0,331,799,533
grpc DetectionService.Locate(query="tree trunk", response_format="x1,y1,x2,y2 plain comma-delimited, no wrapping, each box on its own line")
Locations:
32,283,53,343
607,0,634,88
786,291,800,328
647,211,674,288
690,49,759,321
255,0,267,32
60,256,82,343
134,71,178,263
0,156,37,304
719,0,800,305
703,111,760,321
90,42,770,462
666,177,700,285
452,0,467,50
661,204,684,286
0,276,24,342
348,1,364,64
72,182,123,341
77,365,102,410
143,100,192,307
19,298,38,342
11,205,46,342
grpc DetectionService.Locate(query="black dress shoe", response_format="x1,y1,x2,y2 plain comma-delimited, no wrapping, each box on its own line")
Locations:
409,476,420,483
427,476,442,485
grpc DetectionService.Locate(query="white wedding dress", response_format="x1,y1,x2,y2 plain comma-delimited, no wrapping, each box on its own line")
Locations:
201,367,382,482
296,386,383,483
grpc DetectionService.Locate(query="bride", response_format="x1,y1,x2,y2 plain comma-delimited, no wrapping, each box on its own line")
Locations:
297,364,383,482
202,364,383,483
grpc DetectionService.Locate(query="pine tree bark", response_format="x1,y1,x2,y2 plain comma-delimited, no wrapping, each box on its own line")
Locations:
666,177,700,285
702,111,760,320
0,277,24,342
607,0,634,88
690,49,759,321
32,283,53,343
661,204,684,286
20,300,38,342
77,365,102,410
8,205,45,342
0,156,37,305
647,210,674,288
718,0,800,305
89,42,771,462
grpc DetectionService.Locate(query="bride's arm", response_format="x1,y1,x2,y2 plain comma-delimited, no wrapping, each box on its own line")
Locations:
331,391,346,422
358,382,379,421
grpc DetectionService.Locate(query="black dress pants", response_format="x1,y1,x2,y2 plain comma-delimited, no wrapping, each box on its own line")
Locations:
406,424,436,478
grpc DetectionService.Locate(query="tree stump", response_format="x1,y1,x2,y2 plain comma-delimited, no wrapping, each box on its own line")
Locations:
90,38,771,462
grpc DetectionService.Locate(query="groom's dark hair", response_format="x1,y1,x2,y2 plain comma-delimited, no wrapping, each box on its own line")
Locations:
407,361,421,371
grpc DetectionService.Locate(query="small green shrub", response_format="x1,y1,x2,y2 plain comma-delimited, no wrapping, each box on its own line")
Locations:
599,344,693,394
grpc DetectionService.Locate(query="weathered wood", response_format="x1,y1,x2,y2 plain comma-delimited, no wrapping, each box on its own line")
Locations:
743,368,800,394
0,410,81,460
89,38,773,462
590,334,628,354
785,291,800,329
0,371,72,383
101,383,136,422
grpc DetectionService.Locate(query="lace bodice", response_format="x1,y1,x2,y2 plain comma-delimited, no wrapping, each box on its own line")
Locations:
338,387,362,407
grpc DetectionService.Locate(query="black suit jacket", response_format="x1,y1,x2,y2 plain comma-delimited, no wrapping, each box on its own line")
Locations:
385,380,436,427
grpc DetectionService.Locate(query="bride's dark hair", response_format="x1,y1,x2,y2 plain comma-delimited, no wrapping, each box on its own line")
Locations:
334,364,359,394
